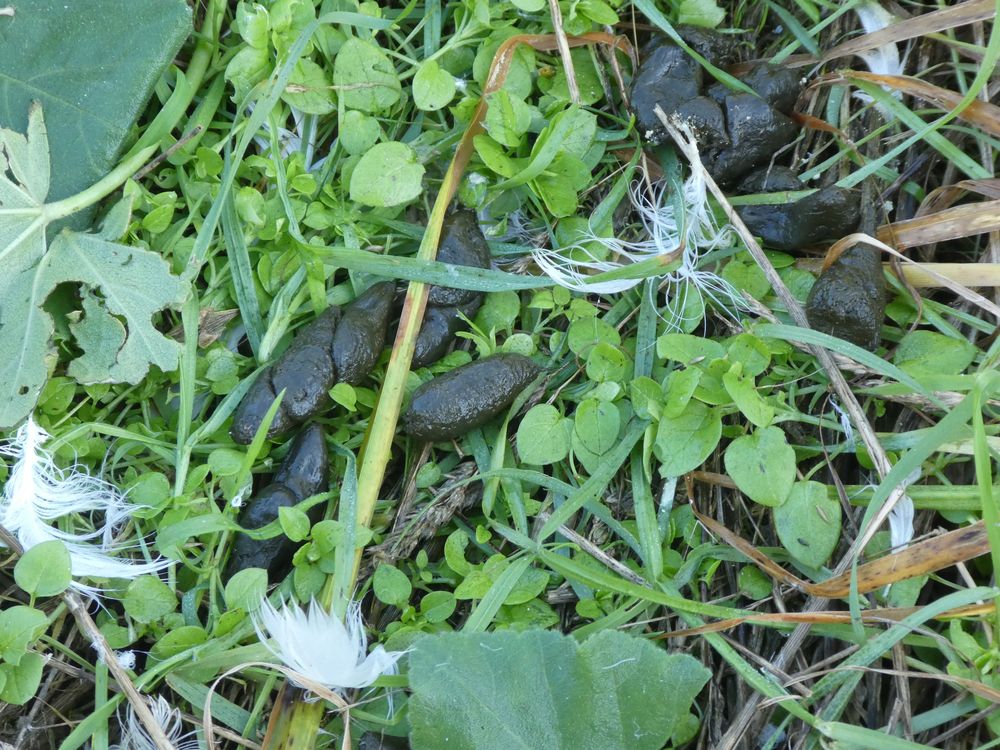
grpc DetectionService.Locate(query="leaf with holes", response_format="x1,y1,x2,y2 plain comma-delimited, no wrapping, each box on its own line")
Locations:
0,105,185,428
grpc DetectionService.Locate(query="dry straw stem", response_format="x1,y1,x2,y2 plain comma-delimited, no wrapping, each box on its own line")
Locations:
876,199,1000,250
694,509,992,599
799,0,997,67
796,259,1000,288
548,0,580,104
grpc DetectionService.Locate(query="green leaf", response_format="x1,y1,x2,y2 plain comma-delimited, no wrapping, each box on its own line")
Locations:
774,481,842,568
894,330,977,377
677,0,726,27
14,540,71,597
283,58,335,115
0,651,45,705
511,0,546,10
724,426,795,507
123,575,177,624
517,404,570,465
654,400,721,476
0,606,48,665
373,563,412,607
0,108,186,427
333,37,401,114
349,141,425,207
413,59,457,112
574,399,620,456
339,110,381,155
409,629,710,750
224,568,268,613
0,0,191,206
484,90,531,147
420,591,457,623
278,505,311,543
723,364,774,428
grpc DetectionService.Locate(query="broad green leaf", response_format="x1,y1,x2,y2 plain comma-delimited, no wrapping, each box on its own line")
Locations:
0,106,185,428
657,333,725,364
724,426,795,507
723,363,774,428
283,58,335,115
677,0,726,27
0,652,44,705
123,575,177,624
409,629,710,750
413,59,457,112
774,481,842,568
894,330,977,377
278,505,311,542
373,563,413,607
224,568,267,613
420,591,457,623
349,141,425,207
333,37,401,114
339,110,381,155
517,404,570,465
654,400,721,476
0,606,48,665
14,540,71,597
484,90,531,147
574,399,620,456
0,0,191,205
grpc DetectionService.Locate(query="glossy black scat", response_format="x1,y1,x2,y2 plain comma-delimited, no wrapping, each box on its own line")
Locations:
332,281,396,385
805,246,887,351
402,354,541,441
427,210,492,307
736,168,860,250
227,425,329,579
709,62,801,115
229,375,294,445
630,38,703,143
229,307,340,445
411,295,483,370
273,423,329,500
705,93,800,187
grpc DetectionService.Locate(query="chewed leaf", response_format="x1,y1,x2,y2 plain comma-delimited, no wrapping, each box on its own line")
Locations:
0,105,185,427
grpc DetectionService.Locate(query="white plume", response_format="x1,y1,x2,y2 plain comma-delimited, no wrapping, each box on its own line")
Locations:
110,695,198,750
253,598,405,692
853,2,904,116
0,416,169,593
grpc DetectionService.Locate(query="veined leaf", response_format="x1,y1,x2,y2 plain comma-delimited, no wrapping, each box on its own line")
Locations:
0,105,185,428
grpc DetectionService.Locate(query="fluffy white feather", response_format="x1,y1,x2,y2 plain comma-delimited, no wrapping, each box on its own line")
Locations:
0,417,169,591
110,695,198,750
253,598,405,691
853,1,904,116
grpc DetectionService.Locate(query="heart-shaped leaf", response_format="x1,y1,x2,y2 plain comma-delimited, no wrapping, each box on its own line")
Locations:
774,481,842,568
724,426,795,507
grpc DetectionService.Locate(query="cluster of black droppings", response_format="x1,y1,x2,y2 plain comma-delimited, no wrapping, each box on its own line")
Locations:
227,424,329,579
632,28,885,350
402,354,541,441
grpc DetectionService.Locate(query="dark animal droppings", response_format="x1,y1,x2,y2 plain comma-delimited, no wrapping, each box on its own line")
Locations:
411,296,483,369
427,210,492,307
402,354,541,441
227,424,329,580
805,246,887,351
332,281,396,385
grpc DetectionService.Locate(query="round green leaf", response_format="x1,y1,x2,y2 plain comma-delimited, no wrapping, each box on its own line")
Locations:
723,426,795,507
349,141,425,207
340,110,381,156
224,568,267,613
586,342,629,383
373,563,413,607
517,404,569,465
283,58,334,115
773,481,841,568
123,575,177,624
653,400,722,477
333,37,401,114
279,505,311,543
14,540,71,597
420,591,457,624
574,399,620,456
413,59,457,111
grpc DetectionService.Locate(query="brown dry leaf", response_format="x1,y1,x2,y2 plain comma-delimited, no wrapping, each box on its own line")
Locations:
841,70,1000,138
919,178,1000,215
810,0,996,67
169,308,238,347
694,508,991,598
